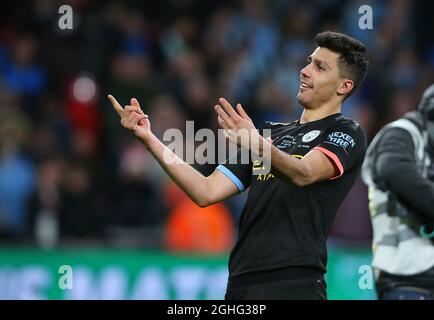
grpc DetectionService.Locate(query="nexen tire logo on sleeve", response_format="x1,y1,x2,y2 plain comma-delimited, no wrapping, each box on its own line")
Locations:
326,132,355,149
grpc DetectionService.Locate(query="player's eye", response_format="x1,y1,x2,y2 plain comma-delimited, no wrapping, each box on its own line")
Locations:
317,63,325,71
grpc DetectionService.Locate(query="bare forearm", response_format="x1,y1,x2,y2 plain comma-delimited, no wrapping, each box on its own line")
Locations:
211,97,334,187
143,134,212,206
253,136,312,186
268,144,312,186
108,94,231,206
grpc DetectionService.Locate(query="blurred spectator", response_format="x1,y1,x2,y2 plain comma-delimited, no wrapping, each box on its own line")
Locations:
148,94,186,140
111,141,167,228
0,106,35,239
1,34,46,119
29,156,64,249
57,159,104,239
163,185,235,253
2,35,46,96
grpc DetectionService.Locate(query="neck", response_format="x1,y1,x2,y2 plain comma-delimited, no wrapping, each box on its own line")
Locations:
299,101,342,124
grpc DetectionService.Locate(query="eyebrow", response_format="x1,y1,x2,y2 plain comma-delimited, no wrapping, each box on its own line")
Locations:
307,56,331,70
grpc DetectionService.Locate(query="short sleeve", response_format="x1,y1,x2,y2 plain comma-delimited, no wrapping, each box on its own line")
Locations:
216,147,252,192
214,122,275,192
313,122,367,179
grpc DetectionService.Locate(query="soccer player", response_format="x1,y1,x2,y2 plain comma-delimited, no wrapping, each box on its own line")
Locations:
108,31,368,300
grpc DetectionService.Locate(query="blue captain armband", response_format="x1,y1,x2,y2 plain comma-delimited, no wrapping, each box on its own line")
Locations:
216,165,246,192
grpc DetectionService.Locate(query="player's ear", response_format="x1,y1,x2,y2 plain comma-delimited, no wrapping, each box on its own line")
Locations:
337,79,354,97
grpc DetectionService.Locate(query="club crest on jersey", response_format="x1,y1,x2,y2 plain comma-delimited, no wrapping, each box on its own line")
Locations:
301,130,321,143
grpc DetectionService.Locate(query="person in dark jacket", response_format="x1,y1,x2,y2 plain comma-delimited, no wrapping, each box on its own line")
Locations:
362,83,434,300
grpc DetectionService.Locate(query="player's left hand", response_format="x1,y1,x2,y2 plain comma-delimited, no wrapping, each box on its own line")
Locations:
214,97,261,151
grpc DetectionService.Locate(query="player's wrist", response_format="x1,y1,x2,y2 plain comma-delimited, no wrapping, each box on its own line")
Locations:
137,131,156,149
250,133,270,157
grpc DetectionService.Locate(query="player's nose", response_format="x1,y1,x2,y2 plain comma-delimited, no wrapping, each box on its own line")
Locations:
300,65,311,79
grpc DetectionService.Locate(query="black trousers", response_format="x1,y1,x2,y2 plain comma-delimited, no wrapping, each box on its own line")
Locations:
225,277,327,300
379,286,434,300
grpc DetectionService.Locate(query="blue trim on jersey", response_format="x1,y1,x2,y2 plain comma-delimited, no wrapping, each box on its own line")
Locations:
216,165,245,192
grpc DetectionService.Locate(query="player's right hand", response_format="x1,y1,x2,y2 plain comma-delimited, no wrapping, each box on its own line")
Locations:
108,95,153,144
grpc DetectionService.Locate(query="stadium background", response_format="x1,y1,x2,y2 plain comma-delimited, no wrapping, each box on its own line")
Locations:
0,0,433,299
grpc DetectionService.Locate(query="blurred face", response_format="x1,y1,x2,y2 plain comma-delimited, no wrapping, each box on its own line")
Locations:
297,47,350,109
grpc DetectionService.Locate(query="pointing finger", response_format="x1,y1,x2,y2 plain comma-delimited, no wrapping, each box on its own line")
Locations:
108,95,124,117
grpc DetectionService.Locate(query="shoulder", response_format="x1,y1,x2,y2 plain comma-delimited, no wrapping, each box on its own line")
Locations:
375,118,420,150
259,120,296,135
261,121,293,129
326,115,366,143
332,115,364,132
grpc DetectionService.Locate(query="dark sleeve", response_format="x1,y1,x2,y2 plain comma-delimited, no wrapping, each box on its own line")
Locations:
216,148,252,192
375,127,434,220
215,122,273,192
313,122,367,179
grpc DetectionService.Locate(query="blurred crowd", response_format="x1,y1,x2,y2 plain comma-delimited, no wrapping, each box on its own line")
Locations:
0,0,433,251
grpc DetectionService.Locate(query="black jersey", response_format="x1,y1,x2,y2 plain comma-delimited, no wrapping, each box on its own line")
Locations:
216,113,367,288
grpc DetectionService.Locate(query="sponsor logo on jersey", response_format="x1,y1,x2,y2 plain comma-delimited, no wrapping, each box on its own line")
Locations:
326,132,355,149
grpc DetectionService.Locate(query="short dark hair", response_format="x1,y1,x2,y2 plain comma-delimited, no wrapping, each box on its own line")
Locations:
315,31,368,99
